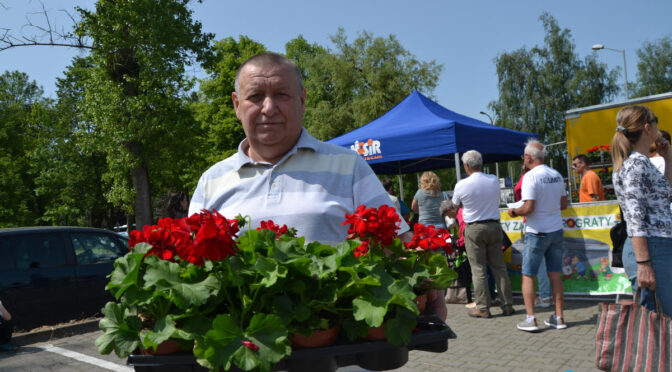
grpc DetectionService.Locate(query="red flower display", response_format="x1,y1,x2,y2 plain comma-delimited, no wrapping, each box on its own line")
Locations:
129,209,239,266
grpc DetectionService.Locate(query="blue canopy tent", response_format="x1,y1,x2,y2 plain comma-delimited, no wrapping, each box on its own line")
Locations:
327,91,538,198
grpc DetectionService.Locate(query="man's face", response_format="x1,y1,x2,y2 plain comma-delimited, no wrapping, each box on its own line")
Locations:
232,63,306,157
572,159,586,173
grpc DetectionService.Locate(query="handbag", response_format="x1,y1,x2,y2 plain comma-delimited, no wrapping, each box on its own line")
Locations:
595,289,671,372
609,207,627,268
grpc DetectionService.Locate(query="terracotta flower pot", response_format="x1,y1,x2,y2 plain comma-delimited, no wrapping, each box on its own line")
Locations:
415,293,428,313
290,325,341,348
137,339,182,355
365,323,387,341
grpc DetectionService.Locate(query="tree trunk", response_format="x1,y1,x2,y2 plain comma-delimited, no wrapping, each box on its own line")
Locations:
126,141,152,230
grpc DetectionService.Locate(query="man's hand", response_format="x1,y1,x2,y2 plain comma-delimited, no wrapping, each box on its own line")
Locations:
507,208,517,218
427,289,447,321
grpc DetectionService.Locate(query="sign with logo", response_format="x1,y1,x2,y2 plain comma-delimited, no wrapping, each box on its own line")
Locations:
500,201,631,295
350,139,382,161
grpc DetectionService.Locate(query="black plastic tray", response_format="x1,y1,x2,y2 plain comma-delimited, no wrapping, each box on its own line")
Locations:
127,315,456,372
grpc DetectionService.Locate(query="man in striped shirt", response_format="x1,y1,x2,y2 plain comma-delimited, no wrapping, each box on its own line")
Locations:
188,53,410,244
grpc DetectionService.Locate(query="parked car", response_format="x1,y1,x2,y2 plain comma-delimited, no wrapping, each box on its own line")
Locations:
0,227,129,331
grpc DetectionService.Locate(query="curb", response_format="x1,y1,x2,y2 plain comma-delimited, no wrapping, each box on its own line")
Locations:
12,319,101,347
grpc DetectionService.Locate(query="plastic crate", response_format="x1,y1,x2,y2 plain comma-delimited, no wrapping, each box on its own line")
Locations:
127,315,456,372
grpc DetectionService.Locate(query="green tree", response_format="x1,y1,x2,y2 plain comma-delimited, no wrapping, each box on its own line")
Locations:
490,13,619,149
0,71,46,226
29,57,121,227
633,36,672,98
291,29,443,141
192,36,266,166
75,0,213,229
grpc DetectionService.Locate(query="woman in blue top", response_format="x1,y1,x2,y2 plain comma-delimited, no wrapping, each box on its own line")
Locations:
612,105,672,317
411,171,446,229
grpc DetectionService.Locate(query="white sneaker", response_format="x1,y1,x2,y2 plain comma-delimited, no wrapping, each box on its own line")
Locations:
534,297,553,308
517,317,539,332
465,302,476,309
544,315,567,329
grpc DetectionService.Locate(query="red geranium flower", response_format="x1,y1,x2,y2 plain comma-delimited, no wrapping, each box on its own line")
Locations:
353,240,370,258
258,220,288,240
241,340,259,351
343,204,400,251
405,223,452,254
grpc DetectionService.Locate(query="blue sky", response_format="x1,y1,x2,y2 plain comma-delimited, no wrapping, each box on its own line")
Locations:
1,0,671,122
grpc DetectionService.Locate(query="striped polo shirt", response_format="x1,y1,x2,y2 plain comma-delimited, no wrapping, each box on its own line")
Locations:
189,129,409,244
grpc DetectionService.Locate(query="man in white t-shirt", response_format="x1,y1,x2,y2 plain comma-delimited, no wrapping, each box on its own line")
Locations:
452,150,514,318
507,139,568,332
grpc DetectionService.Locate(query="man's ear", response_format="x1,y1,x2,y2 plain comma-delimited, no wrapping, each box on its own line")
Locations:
232,92,241,119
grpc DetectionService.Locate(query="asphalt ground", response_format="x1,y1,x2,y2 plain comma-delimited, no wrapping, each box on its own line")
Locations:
1,295,615,372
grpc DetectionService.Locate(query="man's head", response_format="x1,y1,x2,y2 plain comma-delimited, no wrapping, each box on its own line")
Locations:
572,154,589,174
461,150,483,174
523,138,545,168
440,199,458,218
381,178,394,194
232,53,306,163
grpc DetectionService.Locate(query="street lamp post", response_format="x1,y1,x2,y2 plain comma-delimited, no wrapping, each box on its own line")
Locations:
479,111,494,125
479,111,499,179
592,44,629,99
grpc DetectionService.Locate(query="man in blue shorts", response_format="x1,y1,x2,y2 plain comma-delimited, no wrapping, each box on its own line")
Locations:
507,139,568,331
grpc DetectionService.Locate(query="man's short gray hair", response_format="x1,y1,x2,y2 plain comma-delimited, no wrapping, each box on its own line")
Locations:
439,200,456,216
524,138,545,161
234,53,304,93
461,150,483,170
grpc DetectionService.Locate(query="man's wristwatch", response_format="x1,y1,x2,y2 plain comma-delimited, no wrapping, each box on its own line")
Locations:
511,209,517,217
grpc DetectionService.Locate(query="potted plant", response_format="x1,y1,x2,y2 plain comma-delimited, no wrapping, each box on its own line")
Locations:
95,206,456,371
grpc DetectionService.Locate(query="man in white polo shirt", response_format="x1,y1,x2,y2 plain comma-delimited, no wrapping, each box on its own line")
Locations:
452,150,514,318
508,139,568,332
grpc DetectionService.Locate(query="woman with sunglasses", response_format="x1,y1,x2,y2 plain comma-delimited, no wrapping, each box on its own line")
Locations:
611,105,672,316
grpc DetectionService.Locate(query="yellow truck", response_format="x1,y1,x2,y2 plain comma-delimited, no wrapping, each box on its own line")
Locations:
565,92,672,158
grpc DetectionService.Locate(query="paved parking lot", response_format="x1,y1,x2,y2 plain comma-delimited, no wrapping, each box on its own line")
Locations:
0,296,611,372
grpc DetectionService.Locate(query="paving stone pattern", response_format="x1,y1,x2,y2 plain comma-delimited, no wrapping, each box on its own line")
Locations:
390,298,605,372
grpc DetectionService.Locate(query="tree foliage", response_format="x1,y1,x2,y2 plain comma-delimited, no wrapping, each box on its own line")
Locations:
74,0,214,229
633,36,672,98
0,71,45,227
292,29,443,141
192,36,266,166
489,13,619,147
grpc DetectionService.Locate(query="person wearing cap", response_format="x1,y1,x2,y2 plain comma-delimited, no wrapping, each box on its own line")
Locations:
452,150,514,318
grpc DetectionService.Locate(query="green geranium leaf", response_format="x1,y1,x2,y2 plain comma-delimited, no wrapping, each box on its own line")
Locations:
386,306,418,345
194,314,289,372
106,250,145,299
141,315,176,350
95,302,142,357
352,297,388,327
427,254,458,288
143,259,220,309
194,314,241,371
254,257,287,287
176,313,212,340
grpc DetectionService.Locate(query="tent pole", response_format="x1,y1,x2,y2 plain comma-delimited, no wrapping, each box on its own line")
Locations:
397,170,404,201
496,162,500,178
454,152,462,181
